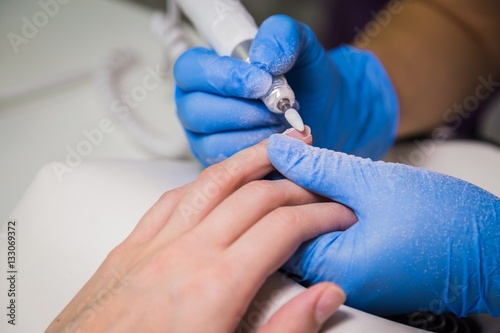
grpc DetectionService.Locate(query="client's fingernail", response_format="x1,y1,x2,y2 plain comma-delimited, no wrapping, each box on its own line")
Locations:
282,125,311,140
315,286,345,324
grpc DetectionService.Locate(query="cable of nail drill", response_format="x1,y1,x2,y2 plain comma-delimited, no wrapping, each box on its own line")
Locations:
174,0,304,131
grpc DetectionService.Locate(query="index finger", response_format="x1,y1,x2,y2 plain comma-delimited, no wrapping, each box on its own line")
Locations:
155,128,313,244
174,47,272,98
228,201,357,284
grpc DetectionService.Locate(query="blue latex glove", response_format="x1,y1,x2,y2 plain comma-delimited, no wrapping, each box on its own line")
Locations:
174,15,399,166
267,134,500,317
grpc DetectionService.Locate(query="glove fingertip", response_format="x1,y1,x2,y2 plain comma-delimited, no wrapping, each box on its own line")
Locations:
173,47,213,83
268,135,367,212
268,134,311,173
244,68,273,98
250,14,300,75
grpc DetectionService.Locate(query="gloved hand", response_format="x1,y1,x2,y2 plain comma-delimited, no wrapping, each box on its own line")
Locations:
174,14,399,166
267,133,500,317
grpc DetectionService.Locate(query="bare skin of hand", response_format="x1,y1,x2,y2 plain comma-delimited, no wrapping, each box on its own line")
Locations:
45,128,357,333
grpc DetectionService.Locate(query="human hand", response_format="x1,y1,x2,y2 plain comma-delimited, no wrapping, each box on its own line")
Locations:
46,129,355,333
267,134,500,317
174,14,399,166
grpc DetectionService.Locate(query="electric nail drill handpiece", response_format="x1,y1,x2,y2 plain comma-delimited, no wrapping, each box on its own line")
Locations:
175,0,305,131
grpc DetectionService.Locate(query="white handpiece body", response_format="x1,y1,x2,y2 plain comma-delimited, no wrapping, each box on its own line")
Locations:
174,0,258,57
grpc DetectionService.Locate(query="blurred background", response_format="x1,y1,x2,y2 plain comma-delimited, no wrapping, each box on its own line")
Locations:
126,0,332,40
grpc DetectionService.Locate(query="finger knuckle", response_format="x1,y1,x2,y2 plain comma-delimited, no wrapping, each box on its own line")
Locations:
158,189,182,205
199,163,226,182
242,180,280,200
272,206,302,226
104,244,127,266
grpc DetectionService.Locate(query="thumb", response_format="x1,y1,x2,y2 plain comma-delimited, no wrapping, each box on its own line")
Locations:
268,134,381,215
256,283,345,333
